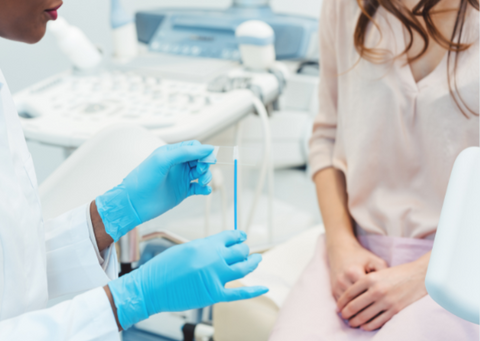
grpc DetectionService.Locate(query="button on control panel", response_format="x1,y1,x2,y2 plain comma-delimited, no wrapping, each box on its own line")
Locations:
150,42,240,61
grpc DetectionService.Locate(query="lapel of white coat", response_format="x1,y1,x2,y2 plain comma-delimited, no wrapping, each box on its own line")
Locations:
0,79,44,319
0,81,4,317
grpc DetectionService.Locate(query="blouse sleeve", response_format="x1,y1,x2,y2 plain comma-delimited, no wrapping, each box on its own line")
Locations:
309,0,339,178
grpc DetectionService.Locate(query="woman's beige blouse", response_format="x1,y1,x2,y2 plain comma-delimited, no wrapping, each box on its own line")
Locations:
309,0,479,238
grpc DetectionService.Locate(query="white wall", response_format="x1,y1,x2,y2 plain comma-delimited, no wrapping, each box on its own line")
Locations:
0,0,322,94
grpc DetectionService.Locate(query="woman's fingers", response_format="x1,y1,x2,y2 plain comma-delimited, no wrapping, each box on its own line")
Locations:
332,264,368,301
332,277,352,301
223,285,269,302
347,301,384,327
344,266,365,284
223,242,249,265
366,258,388,273
337,276,370,312
340,289,376,320
360,309,395,331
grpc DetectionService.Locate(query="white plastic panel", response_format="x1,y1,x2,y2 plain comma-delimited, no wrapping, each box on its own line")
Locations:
426,147,480,324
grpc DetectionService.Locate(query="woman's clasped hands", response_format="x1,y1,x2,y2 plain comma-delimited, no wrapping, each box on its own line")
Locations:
329,239,430,331
328,239,387,301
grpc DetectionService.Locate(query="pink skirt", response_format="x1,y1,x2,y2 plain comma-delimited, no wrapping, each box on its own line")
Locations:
269,234,479,341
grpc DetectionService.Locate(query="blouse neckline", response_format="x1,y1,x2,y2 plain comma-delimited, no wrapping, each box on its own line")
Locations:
381,5,477,93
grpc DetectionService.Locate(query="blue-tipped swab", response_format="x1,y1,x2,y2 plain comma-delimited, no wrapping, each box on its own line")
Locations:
234,147,239,230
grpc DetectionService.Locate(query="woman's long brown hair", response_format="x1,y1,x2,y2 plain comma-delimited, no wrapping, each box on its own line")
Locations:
354,0,479,117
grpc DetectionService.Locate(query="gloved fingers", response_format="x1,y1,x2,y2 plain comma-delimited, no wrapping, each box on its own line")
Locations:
196,161,209,174
223,285,269,302
166,140,202,149
189,160,211,174
190,165,210,182
228,254,262,280
223,242,249,265
164,143,215,167
188,183,212,196
152,141,201,165
212,230,247,247
197,171,213,186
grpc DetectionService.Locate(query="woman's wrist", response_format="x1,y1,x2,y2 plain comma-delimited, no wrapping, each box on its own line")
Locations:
412,251,431,276
325,225,359,252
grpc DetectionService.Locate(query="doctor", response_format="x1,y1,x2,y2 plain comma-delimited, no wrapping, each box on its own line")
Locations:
0,0,268,339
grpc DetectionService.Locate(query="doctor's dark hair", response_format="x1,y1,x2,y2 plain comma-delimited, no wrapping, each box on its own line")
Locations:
354,0,479,117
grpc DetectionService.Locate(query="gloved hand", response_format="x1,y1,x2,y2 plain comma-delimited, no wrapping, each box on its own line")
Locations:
96,141,215,242
108,230,269,330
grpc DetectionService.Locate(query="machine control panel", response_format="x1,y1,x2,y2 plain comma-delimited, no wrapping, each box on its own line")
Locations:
135,7,318,62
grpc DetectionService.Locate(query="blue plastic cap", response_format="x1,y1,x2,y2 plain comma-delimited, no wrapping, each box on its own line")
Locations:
111,0,134,29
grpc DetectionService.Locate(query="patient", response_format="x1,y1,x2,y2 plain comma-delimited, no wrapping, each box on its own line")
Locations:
269,0,479,340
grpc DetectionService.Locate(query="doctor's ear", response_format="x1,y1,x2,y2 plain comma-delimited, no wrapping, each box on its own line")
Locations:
0,0,62,44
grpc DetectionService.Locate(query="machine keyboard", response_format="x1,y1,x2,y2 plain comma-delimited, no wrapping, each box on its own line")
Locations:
13,67,275,147
26,71,226,129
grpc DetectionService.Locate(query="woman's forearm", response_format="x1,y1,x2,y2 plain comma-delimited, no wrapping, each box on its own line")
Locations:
415,250,431,273
314,167,358,249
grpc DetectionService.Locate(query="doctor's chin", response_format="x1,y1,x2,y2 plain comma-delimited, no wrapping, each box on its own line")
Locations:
0,0,478,340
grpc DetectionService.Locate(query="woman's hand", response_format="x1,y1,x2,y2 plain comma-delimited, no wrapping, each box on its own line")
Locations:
337,252,430,331
328,239,388,301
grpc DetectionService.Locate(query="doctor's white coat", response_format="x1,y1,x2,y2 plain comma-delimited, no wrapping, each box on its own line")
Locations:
0,69,120,340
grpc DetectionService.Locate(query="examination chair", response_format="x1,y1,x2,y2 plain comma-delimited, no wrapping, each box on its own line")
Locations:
426,147,480,325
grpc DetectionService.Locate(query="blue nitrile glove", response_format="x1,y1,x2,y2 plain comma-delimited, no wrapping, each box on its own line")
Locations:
96,141,216,242
108,230,269,330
